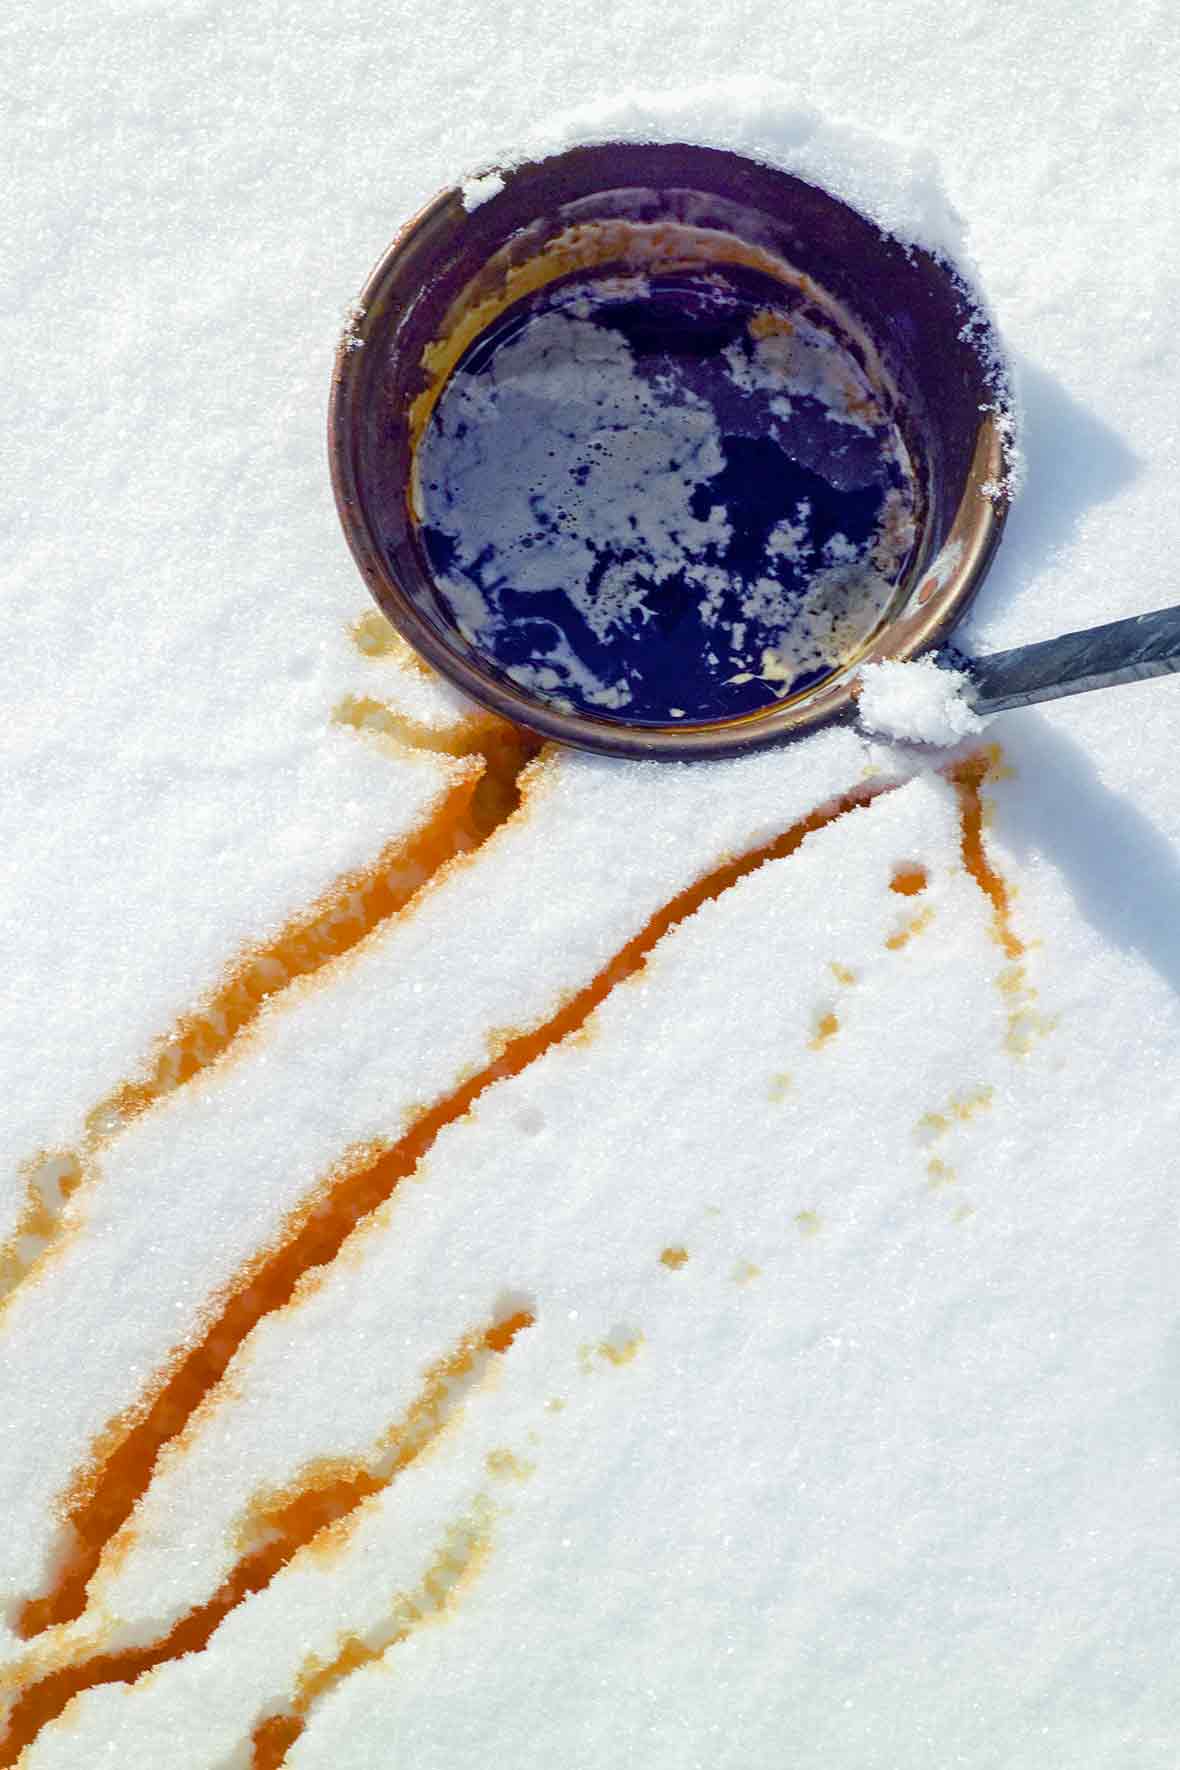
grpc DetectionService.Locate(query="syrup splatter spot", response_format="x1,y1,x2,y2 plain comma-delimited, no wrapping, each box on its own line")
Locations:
486,1448,535,1482
885,905,935,951
890,863,928,896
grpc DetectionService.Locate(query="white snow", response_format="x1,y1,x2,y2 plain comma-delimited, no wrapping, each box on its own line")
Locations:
514,80,968,263
857,654,986,745
461,168,506,210
5,8,1180,1770
18,766,1180,1770
0,735,471,1246
0,728,902,1632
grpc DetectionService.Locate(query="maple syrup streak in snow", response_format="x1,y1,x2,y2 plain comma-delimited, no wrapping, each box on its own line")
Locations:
415,266,921,724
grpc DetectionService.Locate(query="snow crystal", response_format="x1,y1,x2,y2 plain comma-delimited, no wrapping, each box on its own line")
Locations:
461,168,506,210
857,654,987,746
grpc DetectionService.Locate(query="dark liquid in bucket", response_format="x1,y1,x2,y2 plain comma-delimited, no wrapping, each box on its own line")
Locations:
414,265,921,726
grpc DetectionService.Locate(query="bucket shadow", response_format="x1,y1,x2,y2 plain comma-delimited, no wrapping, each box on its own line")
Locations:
966,358,1143,631
998,710,1180,1001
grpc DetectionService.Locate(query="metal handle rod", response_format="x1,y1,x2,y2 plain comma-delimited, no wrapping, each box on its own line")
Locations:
963,604,1180,715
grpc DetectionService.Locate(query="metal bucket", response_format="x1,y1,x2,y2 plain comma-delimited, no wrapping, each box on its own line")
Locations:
329,141,1010,759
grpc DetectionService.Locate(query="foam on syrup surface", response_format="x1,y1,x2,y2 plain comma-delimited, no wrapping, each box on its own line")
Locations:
416,266,920,725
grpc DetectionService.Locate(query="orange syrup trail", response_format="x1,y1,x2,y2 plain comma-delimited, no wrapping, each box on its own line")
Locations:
0,1315,532,1767
18,781,887,1643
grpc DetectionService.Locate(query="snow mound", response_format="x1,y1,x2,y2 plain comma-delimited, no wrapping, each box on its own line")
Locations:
508,80,966,262
461,169,505,211
857,655,986,746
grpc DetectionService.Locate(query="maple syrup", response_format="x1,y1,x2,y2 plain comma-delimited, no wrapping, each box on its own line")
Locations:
415,263,921,726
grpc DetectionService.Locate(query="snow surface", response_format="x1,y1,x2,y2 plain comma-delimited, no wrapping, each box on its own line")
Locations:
5,9,1180,1770
857,655,986,746
0,729,899,1629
